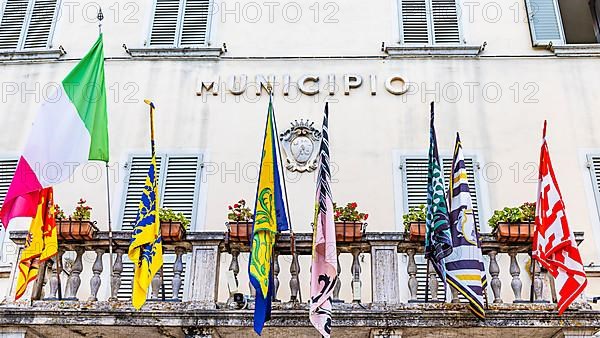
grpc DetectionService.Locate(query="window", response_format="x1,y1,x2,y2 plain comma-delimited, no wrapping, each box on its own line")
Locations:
400,155,483,302
118,153,203,300
588,154,600,222
398,0,461,44
0,0,59,51
526,0,600,46
148,0,212,47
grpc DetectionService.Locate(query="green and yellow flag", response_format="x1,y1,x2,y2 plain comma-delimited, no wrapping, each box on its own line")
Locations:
249,96,289,335
128,101,163,310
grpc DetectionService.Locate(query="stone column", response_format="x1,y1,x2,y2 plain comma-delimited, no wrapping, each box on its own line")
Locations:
509,251,523,302
488,250,502,303
187,244,220,308
351,248,362,303
110,249,124,300
406,249,418,302
172,247,186,301
371,242,400,304
89,248,105,301
64,248,84,300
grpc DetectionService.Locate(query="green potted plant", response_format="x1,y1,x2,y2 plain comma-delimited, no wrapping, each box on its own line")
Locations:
333,202,368,242
403,205,426,241
56,199,98,241
226,199,253,242
159,208,190,242
488,202,535,242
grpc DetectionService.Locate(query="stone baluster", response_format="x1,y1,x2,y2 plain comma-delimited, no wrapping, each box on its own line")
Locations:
427,260,438,301
89,248,105,301
488,250,502,303
227,248,240,303
151,269,162,299
48,249,64,299
172,247,185,301
450,286,460,303
406,249,418,302
110,249,124,300
289,253,300,302
332,250,341,302
509,251,523,302
273,252,280,302
351,248,362,303
532,259,543,301
64,248,84,300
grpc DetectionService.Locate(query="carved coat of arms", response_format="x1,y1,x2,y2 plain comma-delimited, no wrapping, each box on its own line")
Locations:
279,119,322,172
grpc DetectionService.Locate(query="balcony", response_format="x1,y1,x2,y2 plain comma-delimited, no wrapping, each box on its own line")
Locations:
1,229,599,338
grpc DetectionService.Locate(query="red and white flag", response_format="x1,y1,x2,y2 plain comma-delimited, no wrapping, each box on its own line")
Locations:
533,121,587,314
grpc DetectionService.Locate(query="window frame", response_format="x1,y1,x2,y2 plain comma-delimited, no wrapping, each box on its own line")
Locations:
587,154,600,223
146,0,215,48
117,152,204,232
397,0,465,45
525,0,567,47
394,152,489,233
0,0,61,52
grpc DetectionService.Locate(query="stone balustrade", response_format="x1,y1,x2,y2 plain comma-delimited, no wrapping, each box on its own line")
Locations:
8,230,585,306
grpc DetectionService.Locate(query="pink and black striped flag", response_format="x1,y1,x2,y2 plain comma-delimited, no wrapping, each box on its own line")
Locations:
310,103,338,338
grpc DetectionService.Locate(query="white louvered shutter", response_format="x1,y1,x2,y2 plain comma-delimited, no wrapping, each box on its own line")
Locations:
160,155,203,226
180,0,210,46
118,153,202,301
525,0,564,46
150,0,183,46
400,0,430,44
0,0,29,50
23,0,58,49
431,0,460,44
0,159,18,227
588,155,600,222
402,156,482,301
120,156,163,231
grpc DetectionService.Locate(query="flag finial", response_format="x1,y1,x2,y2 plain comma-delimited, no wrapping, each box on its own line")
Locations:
543,120,547,138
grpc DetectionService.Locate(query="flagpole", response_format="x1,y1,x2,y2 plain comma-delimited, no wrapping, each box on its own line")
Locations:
96,6,116,301
268,85,302,303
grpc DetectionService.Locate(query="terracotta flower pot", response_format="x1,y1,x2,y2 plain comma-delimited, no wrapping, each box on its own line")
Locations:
58,219,98,241
227,221,253,242
408,222,426,241
161,221,186,242
496,222,534,242
335,221,365,242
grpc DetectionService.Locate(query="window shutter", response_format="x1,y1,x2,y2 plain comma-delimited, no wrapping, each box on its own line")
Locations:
22,0,58,49
150,0,183,46
120,156,163,231
160,155,202,227
180,0,210,46
0,0,29,50
588,155,600,221
431,0,460,44
525,0,564,46
402,156,480,223
0,159,18,227
400,0,430,44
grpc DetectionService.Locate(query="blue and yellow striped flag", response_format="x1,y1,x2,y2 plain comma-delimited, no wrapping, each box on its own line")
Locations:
128,100,163,310
249,95,289,335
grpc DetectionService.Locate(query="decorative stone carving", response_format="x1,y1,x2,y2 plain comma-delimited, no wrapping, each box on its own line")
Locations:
406,249,418,302
172,247,185,301
488,250,502,303
279,119,322,172
428,260,438,301
351,248,362,303
64,248,84,300
110,249,124,300
289,252,301,302
89,248,105,301
509,251,523,302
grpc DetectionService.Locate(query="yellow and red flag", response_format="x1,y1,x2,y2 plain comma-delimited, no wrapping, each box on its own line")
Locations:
15,187,57,300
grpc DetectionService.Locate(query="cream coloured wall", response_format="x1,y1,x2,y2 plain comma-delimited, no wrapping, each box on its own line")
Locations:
1,0,600,302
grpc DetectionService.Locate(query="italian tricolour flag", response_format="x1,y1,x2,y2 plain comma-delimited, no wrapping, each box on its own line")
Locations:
0,34,109,228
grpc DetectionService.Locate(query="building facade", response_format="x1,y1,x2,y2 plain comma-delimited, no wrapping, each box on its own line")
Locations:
1,0,600,336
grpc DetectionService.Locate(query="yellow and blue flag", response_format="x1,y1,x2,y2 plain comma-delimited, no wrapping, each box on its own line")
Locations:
249,95,289,335
128,101,163,310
